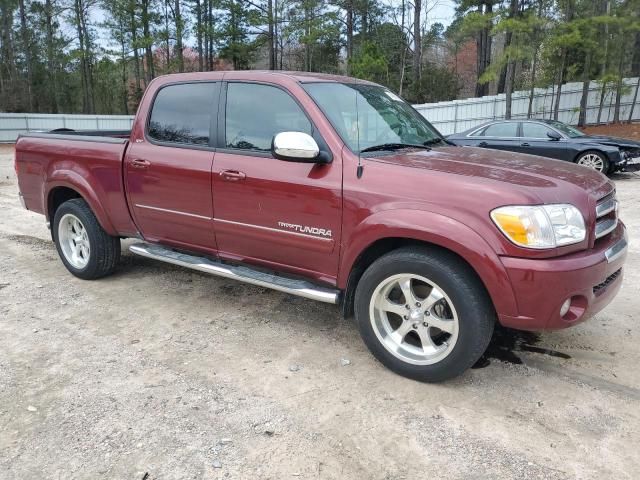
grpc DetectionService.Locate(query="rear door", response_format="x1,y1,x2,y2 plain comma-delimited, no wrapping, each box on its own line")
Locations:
472,121,521,151
211,81,342,281
125,81,220,253
517,121,568,160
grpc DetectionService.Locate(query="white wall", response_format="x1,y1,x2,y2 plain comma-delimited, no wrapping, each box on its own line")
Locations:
414,77,640,135
0,113,134,142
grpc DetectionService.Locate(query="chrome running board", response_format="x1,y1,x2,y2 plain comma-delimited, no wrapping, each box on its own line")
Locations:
129,242,340,304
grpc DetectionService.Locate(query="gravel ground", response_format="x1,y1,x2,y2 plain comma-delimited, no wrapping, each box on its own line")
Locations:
1,143,639,479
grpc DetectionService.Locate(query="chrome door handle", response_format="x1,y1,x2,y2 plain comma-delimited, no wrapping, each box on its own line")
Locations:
131,158,151,169
478,141,489,147
520,142,530,147
220,170,246,181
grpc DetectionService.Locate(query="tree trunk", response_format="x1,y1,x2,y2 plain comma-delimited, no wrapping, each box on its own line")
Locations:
18,0,33,111
195,0,203,71
497,34,511,95
268,0,275,69
361,0,368,40
78,0,94,113
613,51,625,123
601,0,610,76
578,51,592,126
346,0,353,68
505,61,515,119
119,16,129,115
597,80,607,123
627,76,640,123
475,2,492,97
413,0,421,86
164,1,171,69
175,0,184,72
632,32,640,76
45,0,59,113
130,6,142,101
203,0,209,69
208,0,213,69
553,57,565,121
141,0,154,82
274,0,278,68
527,52,539,118
74,0,92,113
498,0,519,95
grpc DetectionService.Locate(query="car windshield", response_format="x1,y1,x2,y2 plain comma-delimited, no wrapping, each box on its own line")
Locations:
303,82,444,153
546,120,586,138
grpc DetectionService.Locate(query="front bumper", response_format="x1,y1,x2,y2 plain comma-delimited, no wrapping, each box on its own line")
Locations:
498,223,627,331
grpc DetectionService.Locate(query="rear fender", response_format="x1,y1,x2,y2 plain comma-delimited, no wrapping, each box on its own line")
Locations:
339,209,518,318
45,171,117,236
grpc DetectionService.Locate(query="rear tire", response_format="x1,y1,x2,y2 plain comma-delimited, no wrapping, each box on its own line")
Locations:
354,246,495,382
53,198,120,280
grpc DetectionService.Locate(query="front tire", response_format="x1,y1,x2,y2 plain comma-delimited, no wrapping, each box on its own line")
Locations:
53,198,120,280
576,150,610,174
354,246,495,382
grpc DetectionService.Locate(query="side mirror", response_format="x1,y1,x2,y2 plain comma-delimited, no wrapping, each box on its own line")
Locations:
547,131,562,141
272,131,325,163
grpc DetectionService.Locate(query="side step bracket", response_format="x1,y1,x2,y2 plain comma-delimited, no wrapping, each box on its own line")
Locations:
129,242,340,304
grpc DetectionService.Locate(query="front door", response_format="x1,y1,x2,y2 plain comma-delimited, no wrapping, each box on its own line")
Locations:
212,81,342,283
516,121,568,160
125,81,219,253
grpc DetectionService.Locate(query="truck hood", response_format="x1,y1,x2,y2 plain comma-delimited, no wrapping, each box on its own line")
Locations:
369,145,614,201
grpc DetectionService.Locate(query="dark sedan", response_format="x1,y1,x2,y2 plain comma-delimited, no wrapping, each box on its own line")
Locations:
447,119,640,175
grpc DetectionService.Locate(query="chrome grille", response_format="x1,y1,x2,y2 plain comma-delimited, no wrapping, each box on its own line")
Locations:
595,193,618,240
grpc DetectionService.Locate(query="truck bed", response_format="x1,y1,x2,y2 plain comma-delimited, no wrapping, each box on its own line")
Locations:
15,131,137,237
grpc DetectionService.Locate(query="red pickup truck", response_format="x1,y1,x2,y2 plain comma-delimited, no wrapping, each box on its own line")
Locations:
15,71,627,382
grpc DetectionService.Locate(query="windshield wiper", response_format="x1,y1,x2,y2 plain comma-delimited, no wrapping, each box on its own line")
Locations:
360,143,432,153
423,137,447,146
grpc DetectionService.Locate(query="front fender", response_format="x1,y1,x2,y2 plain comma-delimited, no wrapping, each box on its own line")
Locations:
338,208,518,318
578,144,623,165
44,172,118,236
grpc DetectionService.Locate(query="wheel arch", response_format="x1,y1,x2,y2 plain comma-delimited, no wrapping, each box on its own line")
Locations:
573,148,618,172
45,179,117,237
339,210,518,320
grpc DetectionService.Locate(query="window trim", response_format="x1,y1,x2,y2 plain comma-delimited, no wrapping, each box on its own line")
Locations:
217,80,332,161
144,80,221,151
469,121,521,139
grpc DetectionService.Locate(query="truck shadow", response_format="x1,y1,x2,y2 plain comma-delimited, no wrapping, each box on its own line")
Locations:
473,325,571,369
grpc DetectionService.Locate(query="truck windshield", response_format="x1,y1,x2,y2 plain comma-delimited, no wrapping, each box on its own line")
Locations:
303,82,444,153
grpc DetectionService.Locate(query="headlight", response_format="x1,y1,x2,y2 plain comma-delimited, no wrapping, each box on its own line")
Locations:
491,204,586,249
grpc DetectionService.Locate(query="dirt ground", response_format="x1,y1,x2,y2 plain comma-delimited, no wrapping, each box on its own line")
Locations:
582,122,640,140
1,143,640,480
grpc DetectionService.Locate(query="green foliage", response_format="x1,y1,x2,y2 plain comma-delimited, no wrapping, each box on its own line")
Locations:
349,41,387,83
1,0,639,117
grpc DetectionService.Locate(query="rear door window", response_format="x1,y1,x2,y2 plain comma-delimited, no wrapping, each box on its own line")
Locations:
148,83,216,146
481,122,519,137
225,82,312,152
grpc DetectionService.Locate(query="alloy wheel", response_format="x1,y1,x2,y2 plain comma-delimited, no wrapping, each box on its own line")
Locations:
58,213,90,269
577,153,605,172
369,274,459,365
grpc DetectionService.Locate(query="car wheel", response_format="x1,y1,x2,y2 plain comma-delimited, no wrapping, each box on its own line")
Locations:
354,246,495,382
576,150,610,174
53,198,121,280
